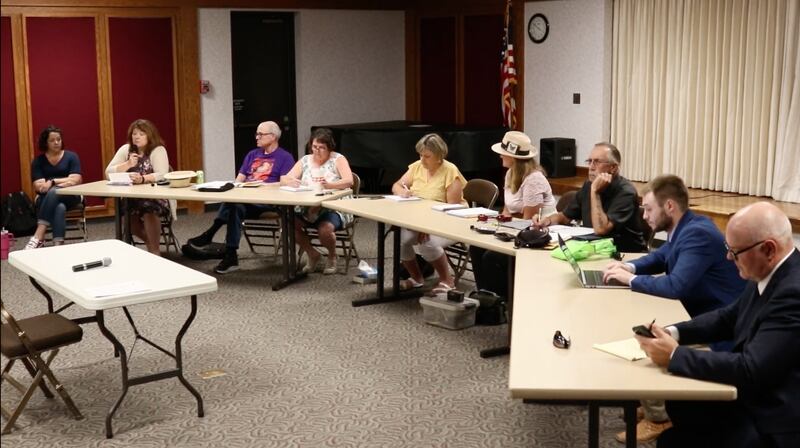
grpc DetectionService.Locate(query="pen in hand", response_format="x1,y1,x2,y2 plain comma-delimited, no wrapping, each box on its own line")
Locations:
648,318,656,331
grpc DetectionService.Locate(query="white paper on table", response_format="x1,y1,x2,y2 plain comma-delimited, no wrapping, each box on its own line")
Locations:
279,185,312,192
446,207,498,218
431,203,467,212
107,172,132,185
192,181,232,190
548,225,595,239
86,281,151,298
384,195,421,202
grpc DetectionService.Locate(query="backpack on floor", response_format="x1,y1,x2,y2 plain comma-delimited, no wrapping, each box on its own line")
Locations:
1,191,37,236
181,242,227,260
469,289,508,326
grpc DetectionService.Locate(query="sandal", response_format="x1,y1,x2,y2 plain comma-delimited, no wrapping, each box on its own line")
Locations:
431,282,455,295
301,253,325,274
399,278,424,291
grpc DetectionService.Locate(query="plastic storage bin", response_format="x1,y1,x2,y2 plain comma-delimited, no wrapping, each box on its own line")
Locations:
419,296,479,330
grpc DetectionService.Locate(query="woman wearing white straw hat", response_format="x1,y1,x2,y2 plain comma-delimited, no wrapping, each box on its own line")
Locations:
470,130,555,298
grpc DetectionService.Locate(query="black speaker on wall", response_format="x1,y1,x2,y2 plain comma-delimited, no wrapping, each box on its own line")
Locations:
540,138,576,178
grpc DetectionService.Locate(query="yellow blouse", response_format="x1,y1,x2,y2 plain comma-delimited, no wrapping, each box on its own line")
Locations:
408,160,467,204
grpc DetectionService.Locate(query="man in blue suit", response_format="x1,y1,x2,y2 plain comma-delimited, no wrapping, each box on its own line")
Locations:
637,202,800,447
603,174,746,443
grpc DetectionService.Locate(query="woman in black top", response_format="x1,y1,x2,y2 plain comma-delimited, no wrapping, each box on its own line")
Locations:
25,125,83,249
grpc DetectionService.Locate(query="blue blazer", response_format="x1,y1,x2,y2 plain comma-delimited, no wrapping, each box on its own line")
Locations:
630,211,746,318
669,249,800,436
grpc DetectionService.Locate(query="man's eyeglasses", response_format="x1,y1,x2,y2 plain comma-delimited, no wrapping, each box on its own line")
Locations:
725,240,766,260
584,158,612,166
255,132,272,139
553,330,571,349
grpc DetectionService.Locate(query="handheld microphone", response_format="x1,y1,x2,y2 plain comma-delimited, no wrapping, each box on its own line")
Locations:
72,257,112,272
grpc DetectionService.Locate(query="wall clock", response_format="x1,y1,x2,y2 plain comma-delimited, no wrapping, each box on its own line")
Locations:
528,13,549,44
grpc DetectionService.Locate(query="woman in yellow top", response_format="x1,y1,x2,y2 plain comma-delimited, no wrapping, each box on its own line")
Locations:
391,133,467,293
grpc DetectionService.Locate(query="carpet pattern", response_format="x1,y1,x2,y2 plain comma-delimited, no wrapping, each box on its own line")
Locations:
0,212,653,447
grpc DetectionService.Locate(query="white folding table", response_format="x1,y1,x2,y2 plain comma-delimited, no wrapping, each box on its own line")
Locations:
8,239,218,438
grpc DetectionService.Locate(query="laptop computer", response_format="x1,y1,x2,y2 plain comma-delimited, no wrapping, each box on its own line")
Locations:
557,234,628,289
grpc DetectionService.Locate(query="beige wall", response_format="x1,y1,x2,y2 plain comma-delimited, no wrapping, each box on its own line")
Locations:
523,0,612,169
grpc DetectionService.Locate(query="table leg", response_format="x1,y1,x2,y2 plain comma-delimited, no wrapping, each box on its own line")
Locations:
588,402,600,448
95,297,203,438
114,198,122,240
623,402,637,448
176,296,204,417
352,223,421,307
479,257,515,358
95,310,129,439
272,205,307,290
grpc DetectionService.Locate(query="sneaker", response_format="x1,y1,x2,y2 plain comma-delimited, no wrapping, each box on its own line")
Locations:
187,230,214,249
214,252,239,274
615,419,672,444
322,257,338,275
24,237,44,250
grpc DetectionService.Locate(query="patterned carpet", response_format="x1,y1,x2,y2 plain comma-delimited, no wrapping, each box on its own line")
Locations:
0,211,654,447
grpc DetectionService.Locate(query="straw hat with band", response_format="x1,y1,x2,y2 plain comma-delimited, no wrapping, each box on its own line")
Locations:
491,131,537,160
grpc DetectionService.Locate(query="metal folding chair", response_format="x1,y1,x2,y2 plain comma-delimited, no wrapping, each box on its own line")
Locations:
1,302,83,434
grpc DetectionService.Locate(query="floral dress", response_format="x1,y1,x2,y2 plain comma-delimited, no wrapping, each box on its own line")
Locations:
294,153,353,225
127,153,170,218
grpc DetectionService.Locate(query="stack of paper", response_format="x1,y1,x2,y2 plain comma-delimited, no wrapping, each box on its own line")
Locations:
107,172,132,186
592,338,647,361
192,181,232,190
235,181,263,188
384,195,420,202
446,207,499,218
431,203,467,212
279,185,312,192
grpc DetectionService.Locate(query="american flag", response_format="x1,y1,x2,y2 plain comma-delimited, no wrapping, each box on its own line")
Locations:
501,0,517,129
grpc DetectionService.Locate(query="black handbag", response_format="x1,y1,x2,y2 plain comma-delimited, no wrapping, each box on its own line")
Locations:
469,289,507,326
514,226,551,249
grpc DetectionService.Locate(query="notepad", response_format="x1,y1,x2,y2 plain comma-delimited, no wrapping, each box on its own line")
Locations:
548,225,595,237
501,220,532,230
592,338,647,361
446,207,499,218
107,172,132,186
431,203,467,212
235,181,263,188
192,181,232,190
384,195,421,202
279,185,312,192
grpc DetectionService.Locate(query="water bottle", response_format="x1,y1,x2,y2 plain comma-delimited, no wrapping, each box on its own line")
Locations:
195,170,204,184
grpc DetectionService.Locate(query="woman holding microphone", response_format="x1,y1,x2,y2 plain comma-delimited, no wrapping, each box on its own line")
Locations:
105,119,170,255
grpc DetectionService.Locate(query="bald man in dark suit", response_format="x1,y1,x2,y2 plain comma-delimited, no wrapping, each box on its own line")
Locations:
637,202,800,448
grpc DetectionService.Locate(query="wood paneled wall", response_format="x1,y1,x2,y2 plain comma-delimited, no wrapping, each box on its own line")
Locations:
2,0,526,215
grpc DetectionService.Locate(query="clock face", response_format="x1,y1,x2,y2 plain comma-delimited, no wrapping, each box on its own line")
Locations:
528,13,549,44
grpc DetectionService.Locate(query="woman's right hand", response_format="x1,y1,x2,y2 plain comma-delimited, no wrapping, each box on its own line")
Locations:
127,153,140,169
531,214,551,227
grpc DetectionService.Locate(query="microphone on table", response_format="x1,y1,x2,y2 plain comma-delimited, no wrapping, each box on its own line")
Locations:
72,257,112,272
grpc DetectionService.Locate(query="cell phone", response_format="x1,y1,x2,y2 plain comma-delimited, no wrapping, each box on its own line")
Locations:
632,325,655,338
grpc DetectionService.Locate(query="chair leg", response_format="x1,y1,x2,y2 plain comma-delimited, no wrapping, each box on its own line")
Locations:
1,364,45,434
20,357,54,398
36,351,82,421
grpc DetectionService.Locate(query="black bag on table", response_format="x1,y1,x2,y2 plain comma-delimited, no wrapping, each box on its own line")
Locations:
1,191,37,236
514,226,551,249
470,289,507,326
